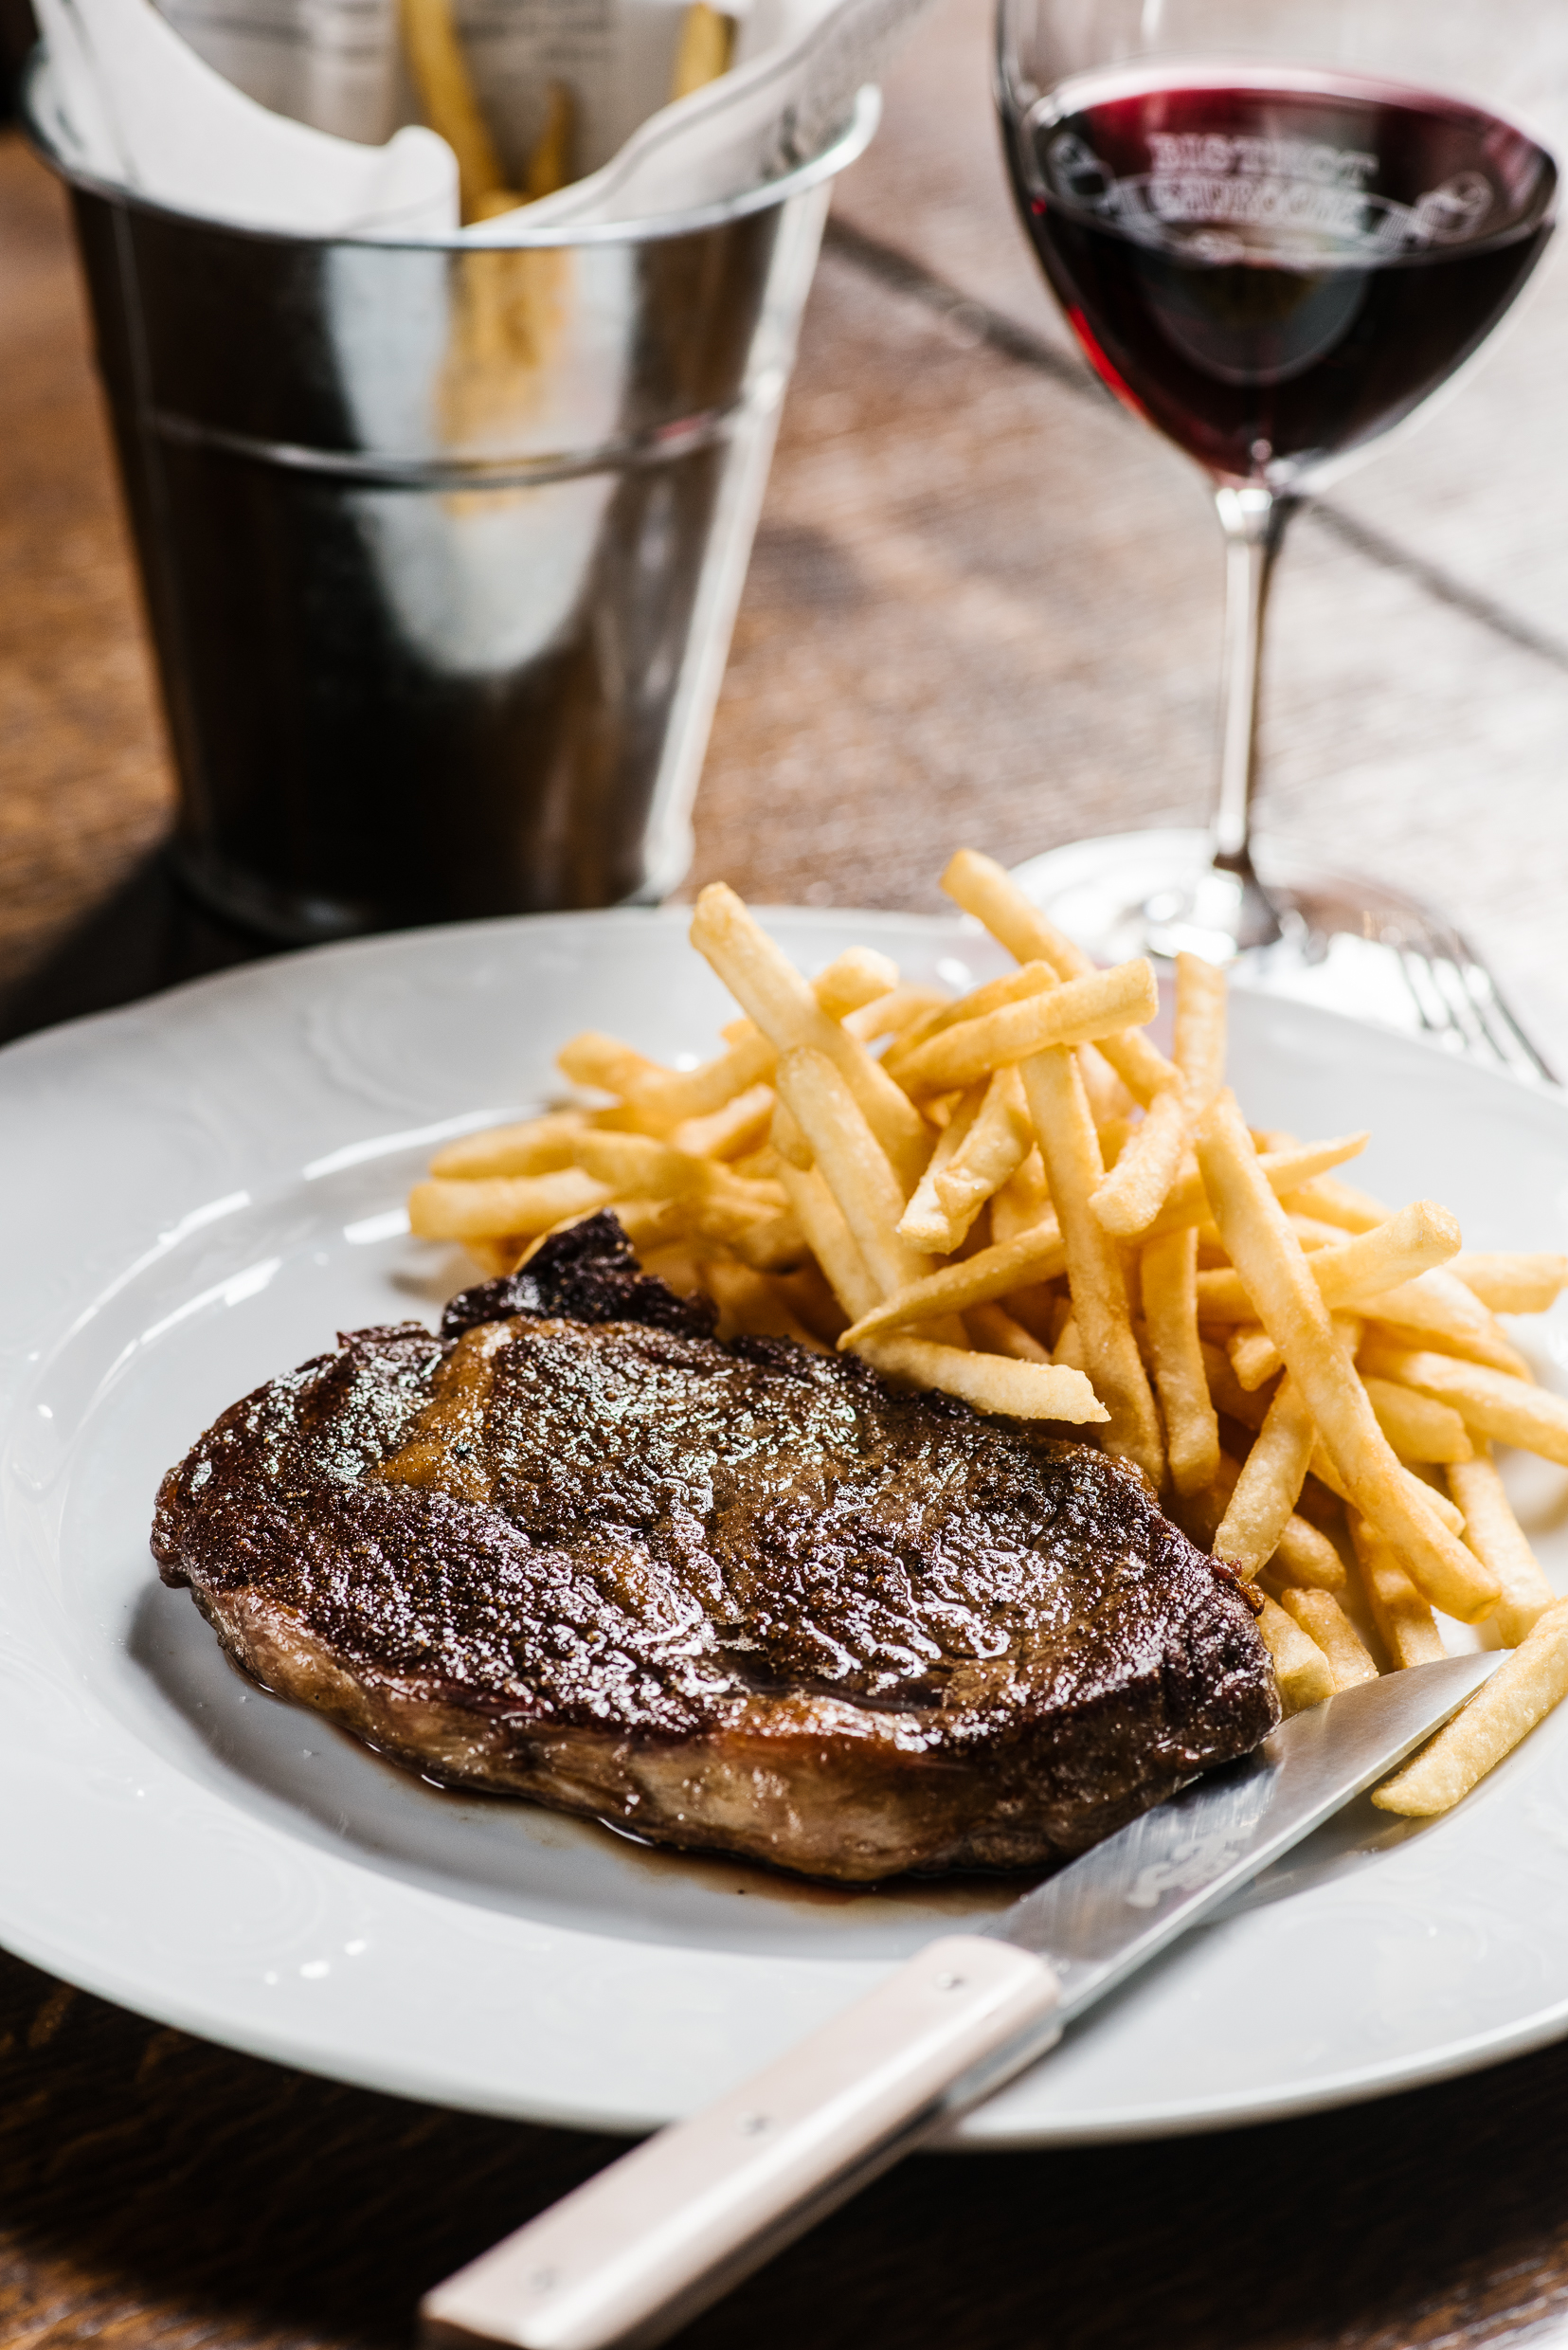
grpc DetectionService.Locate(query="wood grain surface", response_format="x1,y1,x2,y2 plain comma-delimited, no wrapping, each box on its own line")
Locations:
4,2,1568,2341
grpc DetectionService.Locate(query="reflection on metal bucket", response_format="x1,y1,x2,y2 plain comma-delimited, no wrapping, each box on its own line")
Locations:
27,75,877,940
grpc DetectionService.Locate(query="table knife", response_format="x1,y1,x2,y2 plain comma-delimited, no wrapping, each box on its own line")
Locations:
422,1651,1499,2350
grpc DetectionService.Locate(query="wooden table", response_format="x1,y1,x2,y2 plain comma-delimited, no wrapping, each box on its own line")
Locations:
5,5,1568,2341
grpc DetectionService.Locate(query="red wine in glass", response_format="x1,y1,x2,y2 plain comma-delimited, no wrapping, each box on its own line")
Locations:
1003,68,1558,485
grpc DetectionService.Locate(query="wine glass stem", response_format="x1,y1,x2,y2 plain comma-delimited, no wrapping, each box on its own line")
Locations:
1212,483,1296,879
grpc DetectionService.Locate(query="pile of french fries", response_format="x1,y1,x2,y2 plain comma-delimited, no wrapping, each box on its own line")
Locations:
407,849,1568,1818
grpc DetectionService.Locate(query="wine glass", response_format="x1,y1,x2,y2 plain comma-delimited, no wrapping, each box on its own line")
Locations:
994,0,1559,1025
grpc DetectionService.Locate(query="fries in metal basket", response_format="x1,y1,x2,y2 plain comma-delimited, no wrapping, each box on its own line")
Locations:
409,852,1568,1813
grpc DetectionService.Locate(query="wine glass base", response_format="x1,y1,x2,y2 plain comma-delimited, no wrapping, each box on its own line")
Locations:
1006,828,1554,1083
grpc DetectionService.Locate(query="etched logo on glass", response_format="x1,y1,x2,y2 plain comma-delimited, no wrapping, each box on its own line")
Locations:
1046,127,1493,264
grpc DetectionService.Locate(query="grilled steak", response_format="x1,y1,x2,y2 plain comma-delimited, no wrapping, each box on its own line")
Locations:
152,1214,1278,1880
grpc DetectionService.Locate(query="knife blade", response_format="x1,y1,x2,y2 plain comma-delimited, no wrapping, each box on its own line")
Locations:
422,1651,1501,2350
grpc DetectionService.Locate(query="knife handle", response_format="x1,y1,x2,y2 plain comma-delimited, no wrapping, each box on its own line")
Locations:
421,1933,1060,2350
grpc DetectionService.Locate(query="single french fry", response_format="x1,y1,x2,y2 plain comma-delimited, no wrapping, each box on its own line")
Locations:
669,1084,776,1163
430,1111,586,1180
859,1333,1107,1421
1254,1592,1334,1714
400,0,510,221
409,1167,609,1241
941,849,1179,1105
934,1066,1033,1230
1284,1174,1392,1233
1311,1200,1463,1302
1372,1600,1568,1815
1448,1252,1568,1316
1275,1587,1378,1690
691,886,930,1188
1023,1046,1165,1490
1173,951,1227,1112
1142,1133,1371,1242
1090,1083,1187,1238
892,961,1160,1097
524,79,573,197
990,1148,1051,1244
1272,1513,1348,1595
1351,1515,1447,1669
1363,1269,1532,1379
1447,1444,1559,1646
1228,1326,1284,1392
897,1083,986,1251
776,1161,879,1323
1142,1224,1220,1497
883,965,1060,1080
838,1219,1069,1348
1360,1339,1568,1469
1361,1374,1473,1465
1213,1375,1316,1576
557,1030,683,1102
964,1301,1053,1364
1195,1092,1498,1623
670,0,735,96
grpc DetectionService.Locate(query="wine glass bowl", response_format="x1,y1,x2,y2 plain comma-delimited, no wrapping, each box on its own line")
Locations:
995,0,1559,1033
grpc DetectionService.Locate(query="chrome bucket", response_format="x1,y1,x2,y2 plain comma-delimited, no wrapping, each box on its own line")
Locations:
26,68,877,940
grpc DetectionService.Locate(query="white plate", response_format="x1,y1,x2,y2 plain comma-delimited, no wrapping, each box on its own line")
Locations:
5,907,1568,2146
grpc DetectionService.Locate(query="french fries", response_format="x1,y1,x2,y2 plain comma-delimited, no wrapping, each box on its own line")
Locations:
1373,1601,1568,1815
1194,1200,1462,1320
941,849,1178,1105
407,851,1568,1817
692,886,929,1188
1195,1094,1499,1625
1023,1047,1165,1490
891,960,1159,1096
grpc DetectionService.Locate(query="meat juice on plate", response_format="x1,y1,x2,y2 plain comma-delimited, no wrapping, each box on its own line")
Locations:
1003,69,1557,482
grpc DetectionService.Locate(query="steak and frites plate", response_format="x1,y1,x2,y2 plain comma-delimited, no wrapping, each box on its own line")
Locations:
2,895,1568,2138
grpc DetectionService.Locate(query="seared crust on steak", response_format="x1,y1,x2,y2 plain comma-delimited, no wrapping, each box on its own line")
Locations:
152,1214,1279,1880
